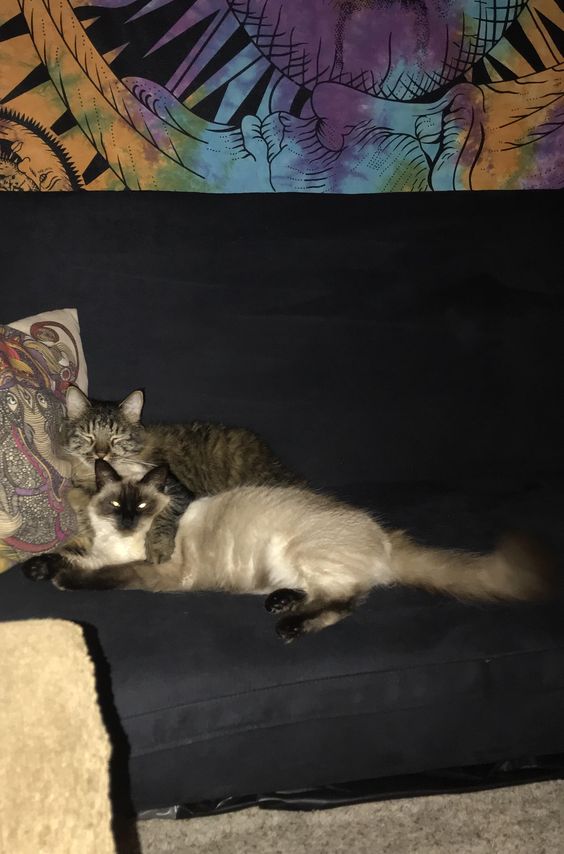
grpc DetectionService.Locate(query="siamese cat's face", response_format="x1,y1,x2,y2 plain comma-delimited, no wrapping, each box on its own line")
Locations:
91,460,169,535
60,386,145,473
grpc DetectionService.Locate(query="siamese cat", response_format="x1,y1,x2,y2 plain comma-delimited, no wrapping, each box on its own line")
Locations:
20,463,171,581
21,461,554,642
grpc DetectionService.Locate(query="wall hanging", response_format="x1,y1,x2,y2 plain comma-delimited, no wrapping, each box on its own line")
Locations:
0,0,562,191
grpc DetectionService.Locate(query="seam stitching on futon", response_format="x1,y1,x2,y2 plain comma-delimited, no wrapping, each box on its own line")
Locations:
121,645,564,721
128,687,564,759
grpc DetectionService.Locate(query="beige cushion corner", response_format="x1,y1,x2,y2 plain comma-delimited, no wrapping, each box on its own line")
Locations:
0,619,115,854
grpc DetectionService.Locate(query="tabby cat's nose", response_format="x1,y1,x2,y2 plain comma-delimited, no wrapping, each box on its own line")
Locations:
95,450,108,459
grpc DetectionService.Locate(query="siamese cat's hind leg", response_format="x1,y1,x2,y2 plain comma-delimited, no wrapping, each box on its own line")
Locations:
264,588,307,614
275,598,361,643
264,547,377,641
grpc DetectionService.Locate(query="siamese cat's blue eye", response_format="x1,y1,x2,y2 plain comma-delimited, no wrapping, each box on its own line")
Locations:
111,500,121,508
137,502,147,509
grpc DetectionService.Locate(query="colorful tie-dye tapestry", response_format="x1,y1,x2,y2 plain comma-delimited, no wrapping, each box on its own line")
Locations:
0,0,562,192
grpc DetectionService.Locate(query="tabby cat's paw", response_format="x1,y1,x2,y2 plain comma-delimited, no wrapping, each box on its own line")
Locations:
265,588,306,614
276,614,306,643
146,542,173,565
21,555,59,582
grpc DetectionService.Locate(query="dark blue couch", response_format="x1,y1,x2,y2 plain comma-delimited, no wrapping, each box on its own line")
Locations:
1,191,563,813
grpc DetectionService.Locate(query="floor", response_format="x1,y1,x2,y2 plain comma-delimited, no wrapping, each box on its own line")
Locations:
136,780,563,854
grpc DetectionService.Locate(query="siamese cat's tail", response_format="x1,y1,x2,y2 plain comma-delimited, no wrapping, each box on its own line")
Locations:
388,531,556,601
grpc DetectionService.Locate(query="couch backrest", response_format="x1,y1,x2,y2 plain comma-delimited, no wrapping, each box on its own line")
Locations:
3,192,562,487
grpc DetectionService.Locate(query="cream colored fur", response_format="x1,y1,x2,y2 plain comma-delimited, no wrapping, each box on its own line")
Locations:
82,506,150,570
53,482,551,639
126,486,549,605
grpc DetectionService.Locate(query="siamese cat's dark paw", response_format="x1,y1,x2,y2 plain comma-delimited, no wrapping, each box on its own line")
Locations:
52,571,72,590
275,614,306,643
265,588,307,614
21,554,63,582
53,570,87,591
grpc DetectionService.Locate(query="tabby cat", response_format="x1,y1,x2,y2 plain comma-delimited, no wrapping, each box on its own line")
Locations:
25,461,554,643
58,386,299,562
62,386,297,491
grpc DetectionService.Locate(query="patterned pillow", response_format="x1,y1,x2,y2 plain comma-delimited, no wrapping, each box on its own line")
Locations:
0,309,88,572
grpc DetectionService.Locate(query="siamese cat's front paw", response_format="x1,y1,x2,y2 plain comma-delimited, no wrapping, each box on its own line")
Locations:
276,614,306,643
265,588,307,614
21,554,61,582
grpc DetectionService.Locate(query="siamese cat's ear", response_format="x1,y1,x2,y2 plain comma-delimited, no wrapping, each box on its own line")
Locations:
119,390,144,424
95,459,122,491
65,385,91,420
141,465,168,493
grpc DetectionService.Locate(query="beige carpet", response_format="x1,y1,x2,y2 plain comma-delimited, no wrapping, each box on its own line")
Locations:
138,780,563,854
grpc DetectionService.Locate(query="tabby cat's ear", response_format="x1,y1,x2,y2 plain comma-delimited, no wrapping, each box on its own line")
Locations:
95,459,122,491
119,390,144,424
65,385,91,420
141,465,168,493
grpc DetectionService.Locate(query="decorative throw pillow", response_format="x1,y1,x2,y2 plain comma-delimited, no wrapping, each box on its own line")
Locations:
0,309,88,572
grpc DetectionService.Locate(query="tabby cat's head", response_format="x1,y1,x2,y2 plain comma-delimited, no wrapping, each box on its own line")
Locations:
60,386,145,474
91,459,169,534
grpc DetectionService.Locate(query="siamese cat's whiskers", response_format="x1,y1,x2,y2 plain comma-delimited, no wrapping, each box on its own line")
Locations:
62,524,93,540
